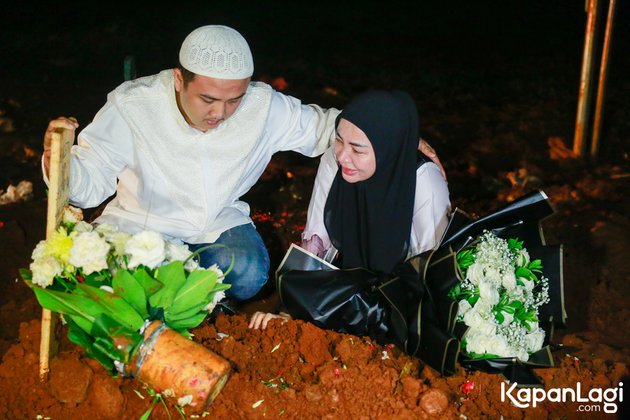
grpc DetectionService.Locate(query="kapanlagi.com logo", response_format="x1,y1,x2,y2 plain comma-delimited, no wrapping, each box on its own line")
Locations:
501,381,624,414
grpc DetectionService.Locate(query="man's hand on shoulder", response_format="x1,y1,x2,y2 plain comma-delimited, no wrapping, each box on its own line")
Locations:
419,138,447,181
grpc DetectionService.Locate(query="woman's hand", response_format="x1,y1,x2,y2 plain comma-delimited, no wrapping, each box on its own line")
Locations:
301,234,325,257
248,311,291,330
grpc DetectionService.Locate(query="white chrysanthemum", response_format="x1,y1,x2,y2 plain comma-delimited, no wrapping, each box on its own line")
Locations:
72,221,94,234
204,290,226,313
69,231,110,274
165,242,199,271
95,223,119,236
62,205,83,224
206,263,224,281
105,231,132,257
30,256,63,287
525,328,545,353
478,280,500,305
125,231,166,269
31,240,48,261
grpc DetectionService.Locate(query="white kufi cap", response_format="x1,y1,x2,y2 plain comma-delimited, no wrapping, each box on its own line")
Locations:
179,25,254,79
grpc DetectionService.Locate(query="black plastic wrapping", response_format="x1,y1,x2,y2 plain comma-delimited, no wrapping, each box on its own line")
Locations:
277,190,566,386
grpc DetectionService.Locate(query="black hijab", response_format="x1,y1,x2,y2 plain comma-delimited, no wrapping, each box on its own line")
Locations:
324,90,418,274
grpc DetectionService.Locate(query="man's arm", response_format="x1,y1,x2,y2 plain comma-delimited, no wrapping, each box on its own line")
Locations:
42,104,133,209
265,91,340,157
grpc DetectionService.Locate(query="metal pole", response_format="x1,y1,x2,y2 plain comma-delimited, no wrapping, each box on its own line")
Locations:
590,0,616,160
573,0,599,158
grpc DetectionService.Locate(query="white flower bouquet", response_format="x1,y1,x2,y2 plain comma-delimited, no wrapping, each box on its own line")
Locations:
20,207,230,374
412,191,566,385
448,231,550,362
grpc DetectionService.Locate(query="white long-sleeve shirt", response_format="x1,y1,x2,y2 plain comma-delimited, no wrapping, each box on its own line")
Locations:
50,70,340,243
302,148,451,259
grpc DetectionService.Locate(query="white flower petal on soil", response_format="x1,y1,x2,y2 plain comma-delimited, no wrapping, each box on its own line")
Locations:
177,394,193,407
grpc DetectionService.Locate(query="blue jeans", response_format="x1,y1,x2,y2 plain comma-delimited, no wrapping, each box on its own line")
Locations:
187,223,270,301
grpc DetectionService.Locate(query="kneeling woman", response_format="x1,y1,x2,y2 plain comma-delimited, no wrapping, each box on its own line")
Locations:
250,90,451,341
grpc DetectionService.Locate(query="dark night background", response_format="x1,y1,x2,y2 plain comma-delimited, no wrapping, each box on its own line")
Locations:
1,1,628,167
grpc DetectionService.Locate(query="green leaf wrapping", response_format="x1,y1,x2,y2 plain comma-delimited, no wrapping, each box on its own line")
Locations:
112,269,149,319
33,287,99,322
133,268,163,297
165,303,207,323
149,261,187,310
66,316,115,372
165,311,208,330
91,314,143,363
165,269,218,316
19,268,32,281
75,283,145,331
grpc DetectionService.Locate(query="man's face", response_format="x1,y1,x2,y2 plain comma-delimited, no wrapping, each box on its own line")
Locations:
174,68,250,131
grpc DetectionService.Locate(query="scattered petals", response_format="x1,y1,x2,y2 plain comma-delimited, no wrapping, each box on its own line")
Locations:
177,394,193,407
461,380,475,395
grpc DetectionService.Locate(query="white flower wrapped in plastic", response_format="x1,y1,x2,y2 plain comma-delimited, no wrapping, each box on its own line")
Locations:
449,231,550,361
478,279,500,305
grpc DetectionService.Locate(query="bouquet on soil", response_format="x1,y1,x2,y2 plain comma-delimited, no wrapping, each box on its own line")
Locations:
416,190,566,386
20,206,232,411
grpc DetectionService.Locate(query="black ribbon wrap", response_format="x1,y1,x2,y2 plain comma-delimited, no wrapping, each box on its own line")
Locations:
277,190,566,386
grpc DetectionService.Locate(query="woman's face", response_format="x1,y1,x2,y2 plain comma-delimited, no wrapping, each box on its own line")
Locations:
334,118,376,183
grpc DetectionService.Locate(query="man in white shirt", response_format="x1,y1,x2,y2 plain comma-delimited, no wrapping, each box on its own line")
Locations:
43,25,442,305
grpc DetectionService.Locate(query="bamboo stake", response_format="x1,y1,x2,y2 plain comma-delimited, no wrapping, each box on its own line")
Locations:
590,0,616,160
40,128,74,381
573,0,599,158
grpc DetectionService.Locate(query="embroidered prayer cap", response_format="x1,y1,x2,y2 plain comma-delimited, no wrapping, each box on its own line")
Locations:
179,25,254,79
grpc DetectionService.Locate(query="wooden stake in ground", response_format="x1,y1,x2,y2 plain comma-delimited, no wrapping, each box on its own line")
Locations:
40,127,74,381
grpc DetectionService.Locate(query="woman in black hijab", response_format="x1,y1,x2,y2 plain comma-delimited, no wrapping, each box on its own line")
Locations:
250,90,450,335
324,90,419,274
